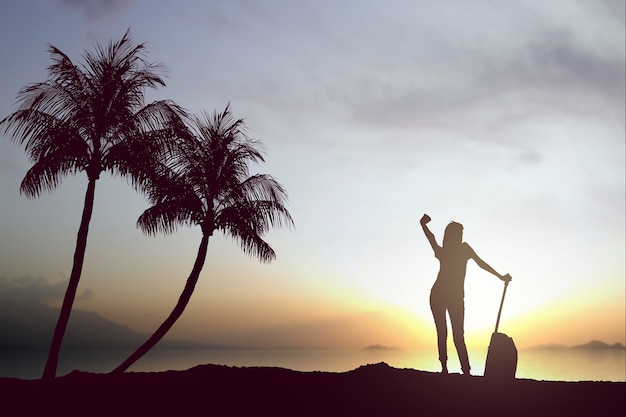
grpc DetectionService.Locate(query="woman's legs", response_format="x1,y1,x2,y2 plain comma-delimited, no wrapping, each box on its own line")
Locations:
448,299,470,375
430,290,448,373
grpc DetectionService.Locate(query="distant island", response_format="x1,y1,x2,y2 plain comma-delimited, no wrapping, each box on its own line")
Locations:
363,344,398,351
571,340,626,350
530,340,626,350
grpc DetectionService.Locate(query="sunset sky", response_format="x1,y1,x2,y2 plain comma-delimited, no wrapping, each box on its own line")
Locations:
0,0,624,352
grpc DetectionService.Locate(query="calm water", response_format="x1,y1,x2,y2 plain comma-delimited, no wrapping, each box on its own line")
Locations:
1,347,624,382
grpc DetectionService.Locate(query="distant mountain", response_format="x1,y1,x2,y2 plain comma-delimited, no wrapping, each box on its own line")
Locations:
0,298,214,350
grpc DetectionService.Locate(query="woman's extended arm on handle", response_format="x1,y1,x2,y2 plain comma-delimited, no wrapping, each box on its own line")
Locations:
466,243,511,282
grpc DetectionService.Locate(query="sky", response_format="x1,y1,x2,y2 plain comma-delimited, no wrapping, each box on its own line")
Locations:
0,0,624,351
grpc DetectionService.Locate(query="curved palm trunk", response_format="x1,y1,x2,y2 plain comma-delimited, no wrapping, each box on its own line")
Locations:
42,178,97,380
111,233,210,374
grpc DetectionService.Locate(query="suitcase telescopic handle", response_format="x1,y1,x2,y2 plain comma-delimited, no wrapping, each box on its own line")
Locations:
494,280,509,334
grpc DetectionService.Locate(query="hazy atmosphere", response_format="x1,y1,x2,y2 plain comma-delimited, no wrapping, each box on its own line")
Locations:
1,0,624,353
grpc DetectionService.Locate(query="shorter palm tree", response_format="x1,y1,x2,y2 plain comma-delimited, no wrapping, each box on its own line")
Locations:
111,104,294,373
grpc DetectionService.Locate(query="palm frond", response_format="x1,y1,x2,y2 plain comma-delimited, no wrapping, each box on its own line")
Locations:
137,193,202,236
20,149,84,197
102,99,190,186
217,213,277,263
218,198,294,234
238,233,276,263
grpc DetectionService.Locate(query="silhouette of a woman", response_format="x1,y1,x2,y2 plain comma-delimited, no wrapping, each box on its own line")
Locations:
420,214,511,376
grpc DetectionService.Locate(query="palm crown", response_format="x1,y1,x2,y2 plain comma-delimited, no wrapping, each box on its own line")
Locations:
139,104,294,262
1,28,186,195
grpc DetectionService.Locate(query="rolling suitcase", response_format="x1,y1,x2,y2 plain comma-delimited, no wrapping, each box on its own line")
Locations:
484,280,517,379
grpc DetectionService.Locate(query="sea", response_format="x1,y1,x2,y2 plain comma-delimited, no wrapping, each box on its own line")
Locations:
1,347,624,382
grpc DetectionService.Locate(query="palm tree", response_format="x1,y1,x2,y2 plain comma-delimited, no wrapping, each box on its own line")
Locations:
111,104,294,374
0,29,187,380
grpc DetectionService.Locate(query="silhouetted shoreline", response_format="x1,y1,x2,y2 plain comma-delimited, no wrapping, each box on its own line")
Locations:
0,362,622,415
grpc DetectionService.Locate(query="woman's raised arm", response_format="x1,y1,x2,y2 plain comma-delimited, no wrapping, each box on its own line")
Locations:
420,214,441,254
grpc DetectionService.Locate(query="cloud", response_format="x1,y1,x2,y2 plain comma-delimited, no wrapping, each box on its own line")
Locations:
0,275,93,303
488,31,625,100
308,2,623,139
182,12,244,35
58,0,132,21
351,31,624,131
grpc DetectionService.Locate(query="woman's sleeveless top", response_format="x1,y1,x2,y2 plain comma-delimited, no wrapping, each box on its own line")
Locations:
433,243,471,298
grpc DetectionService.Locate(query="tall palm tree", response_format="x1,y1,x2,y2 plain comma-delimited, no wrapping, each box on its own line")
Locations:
111,105,294,374
0,29,187,380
